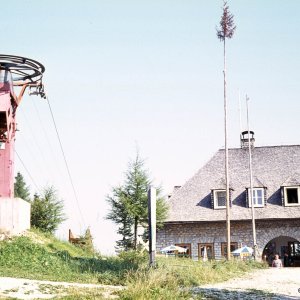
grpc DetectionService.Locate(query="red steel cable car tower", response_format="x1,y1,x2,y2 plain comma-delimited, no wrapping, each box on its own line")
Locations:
0,54,45,233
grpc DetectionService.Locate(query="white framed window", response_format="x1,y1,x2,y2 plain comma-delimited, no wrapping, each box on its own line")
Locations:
248,188,264,207
213,189,226,209
283,186,300,206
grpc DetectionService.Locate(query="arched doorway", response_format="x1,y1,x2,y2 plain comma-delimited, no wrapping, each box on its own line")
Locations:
262,236,300,267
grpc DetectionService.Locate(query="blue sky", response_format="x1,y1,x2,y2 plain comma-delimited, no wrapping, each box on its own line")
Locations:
2,0,300,254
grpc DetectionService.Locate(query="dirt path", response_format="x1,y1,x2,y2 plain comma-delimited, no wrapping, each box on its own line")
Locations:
1,268,300,299
0,277,124,299
193,267,300,299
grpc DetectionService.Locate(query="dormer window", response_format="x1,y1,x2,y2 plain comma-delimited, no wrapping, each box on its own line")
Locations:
213,189,226,209
283,186,300,206
247,188,264,207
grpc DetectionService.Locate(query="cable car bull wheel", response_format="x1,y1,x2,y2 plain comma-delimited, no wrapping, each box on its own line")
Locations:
0,54,46,98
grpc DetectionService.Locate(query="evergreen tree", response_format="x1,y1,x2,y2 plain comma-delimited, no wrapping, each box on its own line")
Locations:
79,227,95,254
106,186,134,251
124,154,149,250
14,172,30,202
31,186,66,233
106,152,168,251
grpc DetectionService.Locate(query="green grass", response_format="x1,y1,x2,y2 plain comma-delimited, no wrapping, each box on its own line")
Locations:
0,230,267,299
119,257,266,299
0,229,142,284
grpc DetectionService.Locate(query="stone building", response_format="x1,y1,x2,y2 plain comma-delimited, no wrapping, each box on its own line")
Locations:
157,132,300,264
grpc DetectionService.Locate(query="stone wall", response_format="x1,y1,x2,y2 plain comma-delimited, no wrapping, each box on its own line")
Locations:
157,219,300,260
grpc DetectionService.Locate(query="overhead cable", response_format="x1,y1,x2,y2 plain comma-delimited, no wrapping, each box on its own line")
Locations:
18,109,50,180
30,97,64,182
46,96,86,227
15,150,40,193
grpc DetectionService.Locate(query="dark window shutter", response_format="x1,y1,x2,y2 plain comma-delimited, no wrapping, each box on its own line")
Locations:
281,187,284,206
246,188,249,207
211,190,214,209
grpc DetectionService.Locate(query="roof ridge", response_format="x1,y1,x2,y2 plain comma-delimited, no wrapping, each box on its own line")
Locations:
218,144,300,151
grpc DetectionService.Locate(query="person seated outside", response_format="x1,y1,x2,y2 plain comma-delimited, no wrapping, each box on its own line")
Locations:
272,254,283,268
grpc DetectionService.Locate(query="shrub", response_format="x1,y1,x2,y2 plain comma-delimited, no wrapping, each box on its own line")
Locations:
118,250,147,268
31,187,66,234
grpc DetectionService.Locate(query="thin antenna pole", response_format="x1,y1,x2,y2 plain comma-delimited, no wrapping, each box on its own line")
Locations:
246,95,257,260
238,90,242,133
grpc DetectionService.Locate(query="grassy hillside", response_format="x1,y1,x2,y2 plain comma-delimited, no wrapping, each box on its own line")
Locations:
0,230,267,299
0,229,140,284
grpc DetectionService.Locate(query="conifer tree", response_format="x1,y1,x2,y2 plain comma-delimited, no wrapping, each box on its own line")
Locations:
124,154,149,250
106,152,168,251
79,227,95,254
14,172,30,202
106,186,134,251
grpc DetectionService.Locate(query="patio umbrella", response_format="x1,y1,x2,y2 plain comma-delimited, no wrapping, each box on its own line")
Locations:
232,246,253,256
202,246,208,262
160,245,187,253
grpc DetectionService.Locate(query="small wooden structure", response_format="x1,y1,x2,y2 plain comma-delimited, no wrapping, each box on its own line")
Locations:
68,229,85,245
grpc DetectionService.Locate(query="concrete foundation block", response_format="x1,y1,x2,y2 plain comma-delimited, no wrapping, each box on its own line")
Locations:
0,197,30,234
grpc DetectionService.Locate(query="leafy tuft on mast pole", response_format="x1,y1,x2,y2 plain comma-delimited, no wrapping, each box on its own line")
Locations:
217,1,236,41
216,0,236,261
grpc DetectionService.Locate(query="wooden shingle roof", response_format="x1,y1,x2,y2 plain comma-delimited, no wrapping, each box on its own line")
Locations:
167,145,300,222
